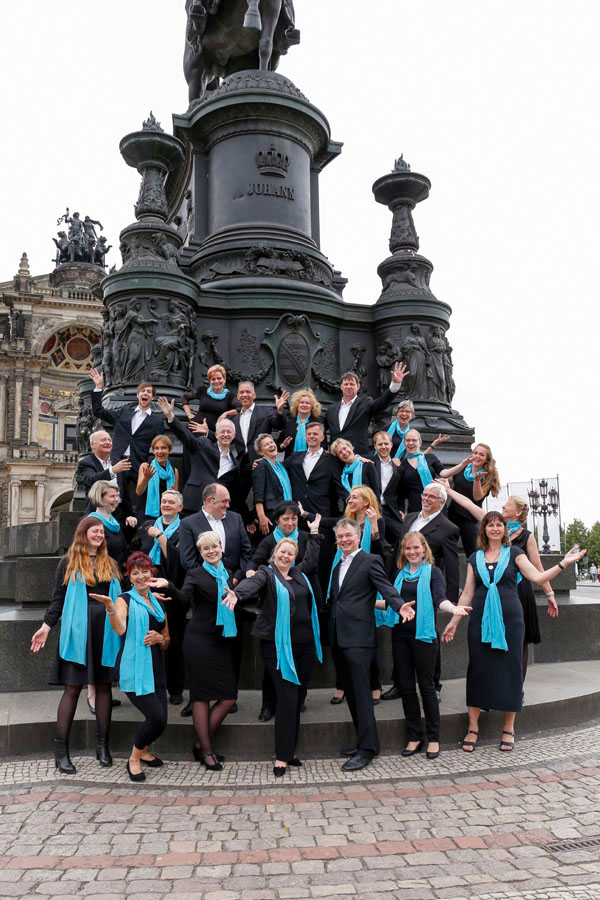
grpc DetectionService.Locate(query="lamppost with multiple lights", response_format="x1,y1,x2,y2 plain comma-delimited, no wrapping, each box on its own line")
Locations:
528,479,559,553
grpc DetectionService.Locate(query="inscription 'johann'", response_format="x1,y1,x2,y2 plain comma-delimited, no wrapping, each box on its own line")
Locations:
247,183,295,201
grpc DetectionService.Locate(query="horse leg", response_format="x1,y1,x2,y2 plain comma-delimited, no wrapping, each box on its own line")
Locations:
244,0,262,30
257,0,281,70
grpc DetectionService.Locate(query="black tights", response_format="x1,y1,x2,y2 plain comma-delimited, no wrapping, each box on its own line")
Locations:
192,699,236,754
126,689,168,750
56,683,112,742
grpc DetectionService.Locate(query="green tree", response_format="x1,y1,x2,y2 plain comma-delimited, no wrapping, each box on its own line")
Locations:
585,521,600,565
565,518,589,551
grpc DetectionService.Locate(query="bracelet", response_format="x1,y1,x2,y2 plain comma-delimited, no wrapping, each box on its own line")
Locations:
546,591,555,596
160,637,166,647
107,608,117,616
557,561,565,570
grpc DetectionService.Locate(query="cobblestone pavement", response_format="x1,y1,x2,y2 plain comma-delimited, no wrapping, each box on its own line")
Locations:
0,724,598,899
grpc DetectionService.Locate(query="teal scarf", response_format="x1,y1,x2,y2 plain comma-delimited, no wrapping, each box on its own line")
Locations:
464,463,486,482
341,458,363,493
387,420,410,459
145,459,175,517
273,526,299,567
148,515,180,564
119,587,166,696
294,416,308,452
375,563,436,642
89,510,120,533
407,452,433,488
475,545,511,652
507,521,521,535
272,567,322,684
60,571,121,666
327,522,372,601
267,459,292,501
203,561,237,637
208,387,229,400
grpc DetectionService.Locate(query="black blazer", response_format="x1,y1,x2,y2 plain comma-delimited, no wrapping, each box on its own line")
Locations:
232,405,284,463
169,415,240,511
329,550,403,649
394,511,460,604
91,391,165,474
138,518,185,587
178,509,252,582
252,458,290,516
285,450,339,516
373,456,404,526
325,388,397,455
168,565,233,636
398,453,444,513
77,454,131,517
277,414,327,459
249,530,324,605
319,516,386,561
233,534,322,640
334,457,380,504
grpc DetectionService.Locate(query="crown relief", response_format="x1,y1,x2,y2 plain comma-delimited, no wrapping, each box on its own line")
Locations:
255,144,290,178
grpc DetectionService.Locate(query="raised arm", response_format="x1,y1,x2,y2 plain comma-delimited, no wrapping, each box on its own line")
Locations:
297,520,323,576
516,545,585,585
437,477,484,521
438,455,471,479
524,532,558,616
89,368,117,425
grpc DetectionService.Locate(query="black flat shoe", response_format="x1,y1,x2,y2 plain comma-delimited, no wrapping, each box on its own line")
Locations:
342,753,372,772
426,750,440,760
330,694,345,705
141,756,163,768
111,698,122,708
287,758,302,766
381,685,401,701
258,707,274,722
229,702,238,714
180,701,193,717
401,742,423,757
193,746,224,763
273,765,287,777
126,761,145,783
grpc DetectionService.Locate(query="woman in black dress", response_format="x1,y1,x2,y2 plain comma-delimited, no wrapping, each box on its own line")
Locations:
445,444,501,556
182,364,239,432
377,531,470,759
442,511,584,752
152,531,238,771
398,430,445,513
87,481,129,570
225,520,323,777
30,516,122,774
252,433,294,535
92,551,170,782
277,389,325,459
135,434,179,521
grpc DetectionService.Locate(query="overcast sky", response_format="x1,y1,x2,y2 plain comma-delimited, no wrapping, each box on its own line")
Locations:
1,1,597,527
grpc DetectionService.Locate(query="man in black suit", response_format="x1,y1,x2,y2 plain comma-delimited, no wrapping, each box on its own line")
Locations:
77,429,135,519
158,397,240,516
330,518,414,771
372,430,404,544
231,380,288,466
89,367,165,478
382,482,460,701
178,483,252,582
285,422,339,516
325,363,407,455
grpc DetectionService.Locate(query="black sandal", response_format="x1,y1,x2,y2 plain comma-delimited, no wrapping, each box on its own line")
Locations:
462,729,478,752
499,730,515,751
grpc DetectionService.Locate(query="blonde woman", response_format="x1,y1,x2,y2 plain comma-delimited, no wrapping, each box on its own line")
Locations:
278,388,325,458
445,443,501,556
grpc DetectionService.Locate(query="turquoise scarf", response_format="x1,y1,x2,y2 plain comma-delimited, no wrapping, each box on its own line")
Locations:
327,521,372,601
267,459,292,501
119,587,166,696
294,416,308,452
407,452,433,489
89,510,120,533
148,515,180,564
208,387,229,400
273,526,299,567
272,567,322,684
375,564,436,642
101,579,124,667
475,545,511,652
145,459,175,517
464,463,486,482
60,571,121,666
341,458,363,493
387,420,410,459
507,521,521,535
203,561,237,637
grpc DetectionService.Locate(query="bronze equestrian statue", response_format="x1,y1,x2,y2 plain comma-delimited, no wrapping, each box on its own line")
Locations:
184,0,300,105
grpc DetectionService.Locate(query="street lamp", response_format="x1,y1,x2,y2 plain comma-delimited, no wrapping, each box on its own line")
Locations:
528,478,559,553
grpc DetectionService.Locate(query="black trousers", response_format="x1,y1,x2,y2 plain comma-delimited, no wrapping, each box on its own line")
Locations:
332,641,381,692
392,629,440,743
126,687,168,750
165,604,188,697
261,669,307,711
391,631,442,692
261,640,314,761
334,639,379,757
457,520,479,558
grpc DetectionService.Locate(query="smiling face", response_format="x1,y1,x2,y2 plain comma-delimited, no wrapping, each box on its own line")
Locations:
137,384,154,409
209,370,226,392
101,487,119,513
336,524,360,556
160,492,182,520
152,439,171,465
200,541,223,566
341,377,359,401
305,425,324,449
129,565,153,593
347,489,369,515
90,430,112,458
485,515,506,543
297,394,313,417
205,486,230,520
86,523,106,551
421,485,444,516
404,430,421,454
471,445,489,468
336,443,355,463
397,405,413,426
403,535,425,567
276,510,298,535
502,498,519,521
216,422,235,448
237,382,256,410
273,540,298,570
374,433,393,459
258,435,277,458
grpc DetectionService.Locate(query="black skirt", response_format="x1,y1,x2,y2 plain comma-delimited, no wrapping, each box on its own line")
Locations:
49,600,115,686
183,625,237,701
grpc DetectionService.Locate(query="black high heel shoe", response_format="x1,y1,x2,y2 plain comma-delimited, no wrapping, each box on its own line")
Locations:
126,761,146,783
54,739,76,775
401,741,423,757
95,736,112,767
192,745,224,764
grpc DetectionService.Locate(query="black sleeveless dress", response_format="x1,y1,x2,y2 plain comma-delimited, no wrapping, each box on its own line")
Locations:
448,469,485,557
511,529,541,645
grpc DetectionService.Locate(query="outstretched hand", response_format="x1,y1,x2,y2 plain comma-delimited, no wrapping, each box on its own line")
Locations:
221,589,238,611
391,362,409,384
157,396,175,419
398,600,415,623
451,605,472,618
189,418,208,435
308,513,321,534
274,390,290,413
30,623,50,653
441,622,456,643
89,367,103,390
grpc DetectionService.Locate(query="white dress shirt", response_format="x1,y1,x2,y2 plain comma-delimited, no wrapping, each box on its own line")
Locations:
239,404,255,449
125,405,152,457
202,508,226,551
302,447,323,480
337,396,357,431
378,458,394,503
338,547,362,588
411,507,443,533
94,454,116,484
217,446,235,478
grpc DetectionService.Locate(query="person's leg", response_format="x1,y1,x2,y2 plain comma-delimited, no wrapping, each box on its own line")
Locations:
93,682,113,765
500,711,517,750
209,698,236,742
126,690,169,774
261,641,301,766
413,639,440,752
342,647,379,757
290,644,314,757
463,707,481,752
393,632,423,748
370,652,382,701
260,668,277,717
331,640,345,701
460,521,479,558
56,684,82,742
433,635,442,694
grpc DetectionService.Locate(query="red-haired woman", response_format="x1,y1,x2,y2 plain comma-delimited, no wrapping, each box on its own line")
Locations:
91,551,170,782
182,364,239,433
31,516,122,774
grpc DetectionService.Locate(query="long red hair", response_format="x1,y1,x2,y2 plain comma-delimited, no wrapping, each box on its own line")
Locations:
63,516,120,586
